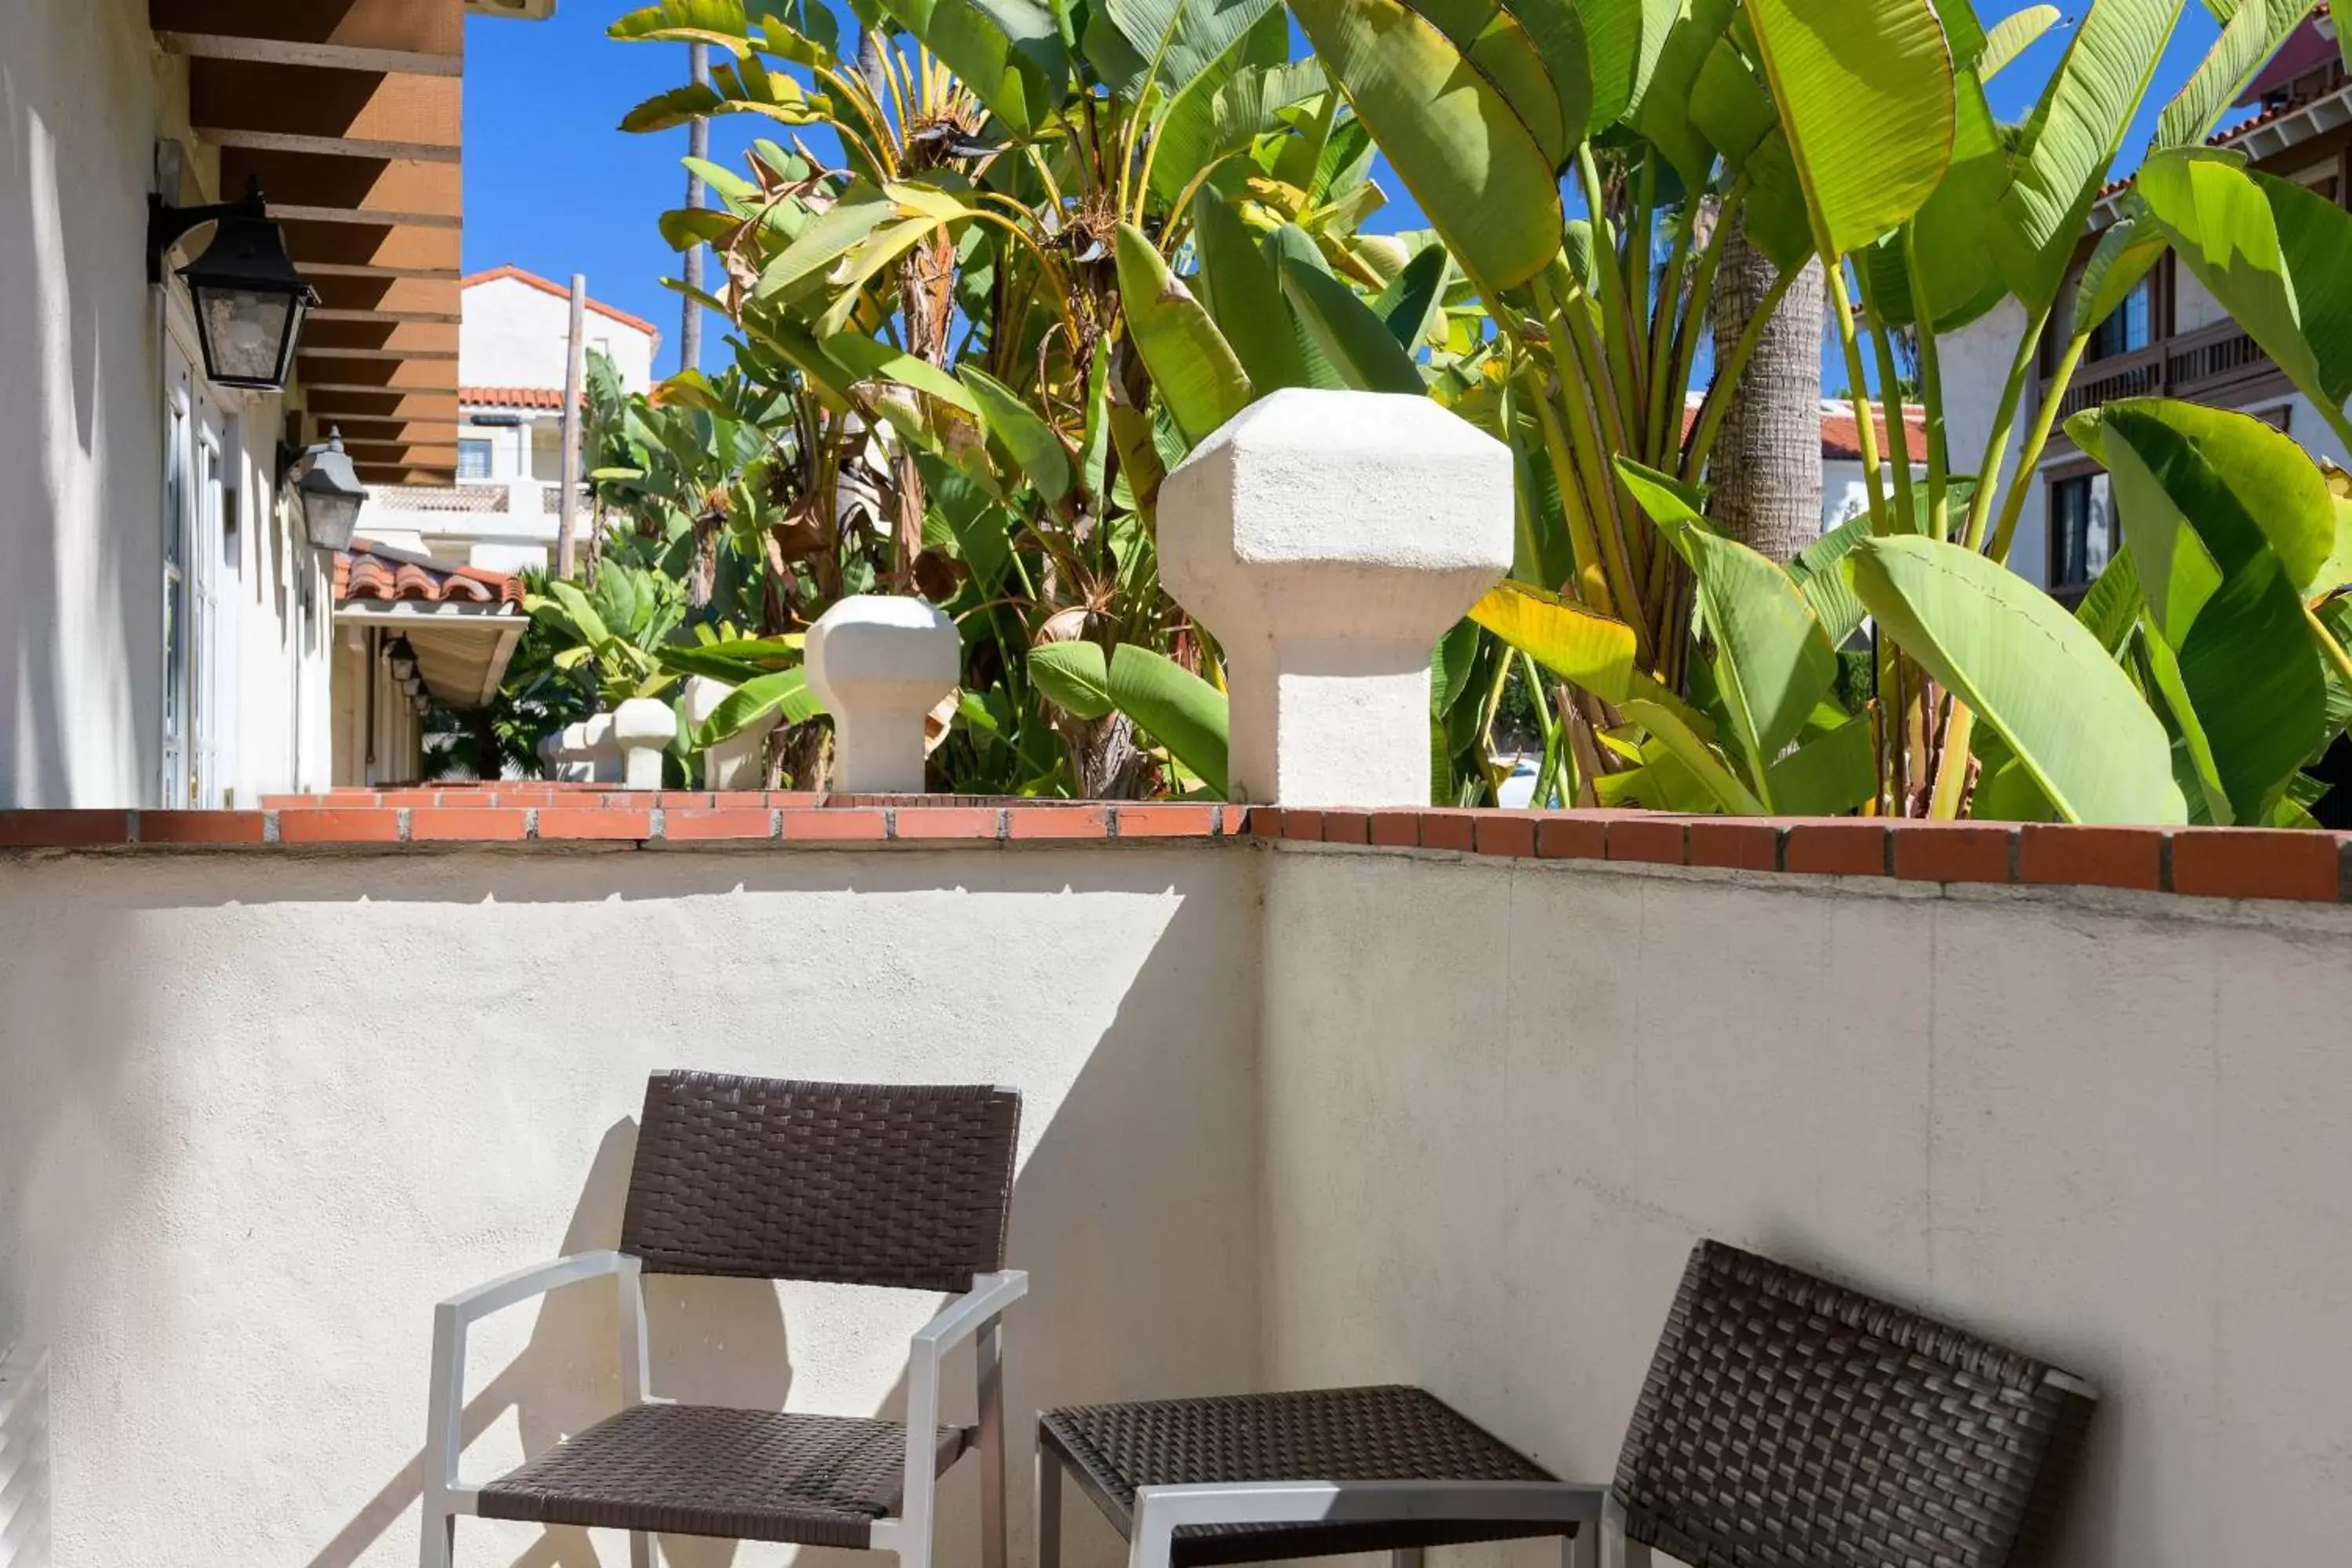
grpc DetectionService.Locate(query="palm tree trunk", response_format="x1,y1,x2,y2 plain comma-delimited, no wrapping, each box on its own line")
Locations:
680,42,711,373
1706,221,1825,565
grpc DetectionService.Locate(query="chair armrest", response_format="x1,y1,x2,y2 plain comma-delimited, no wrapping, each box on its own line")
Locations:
1127,1480,1608,1568
423,1250,647,1508
911,1270,1029,1354
438,1250,637,1325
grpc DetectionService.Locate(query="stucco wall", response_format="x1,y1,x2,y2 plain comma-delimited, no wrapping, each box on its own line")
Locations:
460,276,659,394
1258,843,2352,1568
0,0,172,807
0,2,327,808
0,844,1261,1566
1938,298,2042,584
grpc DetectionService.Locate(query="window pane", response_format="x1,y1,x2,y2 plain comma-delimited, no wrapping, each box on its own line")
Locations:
458,439,493,481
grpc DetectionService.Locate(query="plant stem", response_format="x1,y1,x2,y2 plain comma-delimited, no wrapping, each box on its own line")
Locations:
1856,263,1915,537
1986,330,2087,565
1577,147,1646,445
1902,227,1949,539
1961,303,2052,553
1646,194,1697,468
1826,263,1891,538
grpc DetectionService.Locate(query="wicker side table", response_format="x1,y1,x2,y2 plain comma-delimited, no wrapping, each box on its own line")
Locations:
1037,1385,1599,1568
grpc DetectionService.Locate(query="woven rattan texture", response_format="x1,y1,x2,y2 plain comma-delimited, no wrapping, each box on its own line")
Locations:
1041,1385,1564,1566
477,1403,969,1545
619,1073,1019,1289
1613,1240,2096,1568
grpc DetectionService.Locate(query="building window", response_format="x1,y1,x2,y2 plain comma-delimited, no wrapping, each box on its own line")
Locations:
2049,474,2114,594
2085,278,2151,363
457,439,494,481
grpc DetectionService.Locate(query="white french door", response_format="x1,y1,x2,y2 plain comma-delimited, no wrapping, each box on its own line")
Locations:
162,336,236,808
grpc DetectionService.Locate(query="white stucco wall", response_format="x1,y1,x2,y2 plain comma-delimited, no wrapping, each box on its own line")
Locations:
0,0,330,808
460,275,659,394
1258,843,2352,1568
2,0,176,807
0,844,1261,1567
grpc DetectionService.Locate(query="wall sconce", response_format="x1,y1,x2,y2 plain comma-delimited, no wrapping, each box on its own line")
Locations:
277,429,368,550
149,178,316,392
385,637,419,684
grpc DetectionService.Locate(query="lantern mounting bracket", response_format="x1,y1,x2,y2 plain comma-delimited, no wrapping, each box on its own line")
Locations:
147,184,267,285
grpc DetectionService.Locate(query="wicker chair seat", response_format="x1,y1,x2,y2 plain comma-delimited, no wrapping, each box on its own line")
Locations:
1040,1385,1563,1566
477,1403,971,1546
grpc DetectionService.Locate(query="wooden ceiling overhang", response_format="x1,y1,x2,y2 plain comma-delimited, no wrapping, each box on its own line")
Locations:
151,0,540,485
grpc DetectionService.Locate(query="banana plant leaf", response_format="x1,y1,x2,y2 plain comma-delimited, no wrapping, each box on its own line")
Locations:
1192,195,1315,392
959,365,1076,502
1278,257,1425,394
1114,223,1254,444
872,0,1068,136
1030,642,1231,793
1744,0,1957,258
2069,398,2332,822
2154,0,2320,149
1850,535,2189,823
1288,0,1566,292
1977,4,2060,78
691,667,824,749
1466,580,1637,702
2138,148,2352,426
1990,0,2185,311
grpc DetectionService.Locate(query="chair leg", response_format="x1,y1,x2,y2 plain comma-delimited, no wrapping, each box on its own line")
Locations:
1600,1497,1649,1568
417,1504,453,1568
1036,1448,1062,1568
1392,1548,1425,1568
979,1323,1005,1568
1566,1527,1599,1568
630,1530,654,1567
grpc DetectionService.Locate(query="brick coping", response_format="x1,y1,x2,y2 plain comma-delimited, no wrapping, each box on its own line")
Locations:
1253,807,2352,907
1,796,2346,906
0,797,1234,850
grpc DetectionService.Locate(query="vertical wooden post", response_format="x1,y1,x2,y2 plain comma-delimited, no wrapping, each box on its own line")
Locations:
557,272,587,579
681,42,711,374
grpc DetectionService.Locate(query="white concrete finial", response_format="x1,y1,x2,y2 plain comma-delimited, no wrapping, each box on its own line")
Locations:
805,596,960,793
578,712,623,784
681,674,782,790
611,698,676,790
1159,389,1515,806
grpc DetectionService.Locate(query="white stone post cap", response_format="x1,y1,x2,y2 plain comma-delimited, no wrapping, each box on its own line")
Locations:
805,595,961,711
1160,389,1515,643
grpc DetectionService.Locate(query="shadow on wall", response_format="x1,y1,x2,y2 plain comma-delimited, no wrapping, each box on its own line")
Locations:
303,1117,796,1568
0,2,158,808
200,849,1263,1568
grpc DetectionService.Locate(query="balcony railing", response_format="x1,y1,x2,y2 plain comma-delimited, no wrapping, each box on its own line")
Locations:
2049,320,2281,424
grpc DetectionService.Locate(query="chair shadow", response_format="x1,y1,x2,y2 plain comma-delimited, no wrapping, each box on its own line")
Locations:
304,1117,794,1568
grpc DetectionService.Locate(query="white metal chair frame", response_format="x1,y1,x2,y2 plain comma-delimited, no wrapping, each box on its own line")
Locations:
1040,1471,1646,1568
420,1250,1026,1568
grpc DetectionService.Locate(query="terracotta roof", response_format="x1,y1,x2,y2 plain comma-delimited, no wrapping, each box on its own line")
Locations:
1679,401,1928,463
1822,405,1928,463
333,539,524,608
460,265,662,339
462,385,572,410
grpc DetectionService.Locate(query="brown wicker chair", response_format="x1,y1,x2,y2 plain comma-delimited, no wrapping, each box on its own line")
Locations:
1044,1240,2097,1568
420,1073,1024,1568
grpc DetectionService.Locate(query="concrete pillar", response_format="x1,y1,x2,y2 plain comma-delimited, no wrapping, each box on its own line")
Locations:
579,713,622,784
1159,389,1514,806
612,698,675,790
805,596,960,794
680,674,781,790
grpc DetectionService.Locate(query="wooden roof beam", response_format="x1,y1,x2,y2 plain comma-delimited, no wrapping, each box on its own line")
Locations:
148,0,464,58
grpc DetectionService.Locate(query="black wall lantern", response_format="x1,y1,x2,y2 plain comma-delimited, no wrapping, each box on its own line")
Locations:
148,177,317,392
277,429,369,551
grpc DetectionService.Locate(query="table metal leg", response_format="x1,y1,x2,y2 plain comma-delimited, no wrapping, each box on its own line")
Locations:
1037,1447,1064,1568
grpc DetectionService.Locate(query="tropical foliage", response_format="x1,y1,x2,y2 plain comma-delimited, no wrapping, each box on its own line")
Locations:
504,0,2352,822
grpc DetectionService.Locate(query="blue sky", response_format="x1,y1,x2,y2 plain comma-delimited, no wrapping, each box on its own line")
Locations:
463,2,2233,381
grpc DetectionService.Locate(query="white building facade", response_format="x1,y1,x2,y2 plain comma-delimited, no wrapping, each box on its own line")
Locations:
1943,20,2351,600
355,267,662,574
